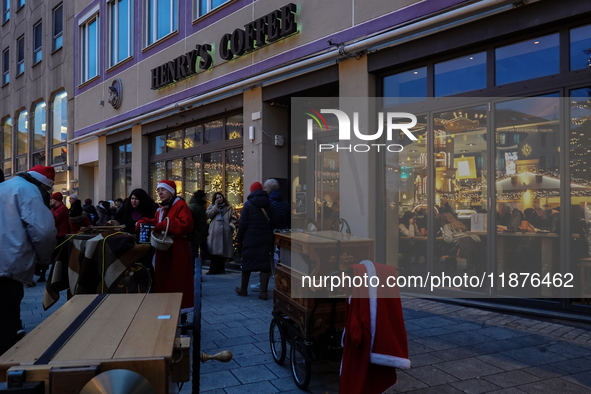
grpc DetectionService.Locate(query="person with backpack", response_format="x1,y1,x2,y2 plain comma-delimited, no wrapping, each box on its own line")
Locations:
82,198,99,224
235,182,274,300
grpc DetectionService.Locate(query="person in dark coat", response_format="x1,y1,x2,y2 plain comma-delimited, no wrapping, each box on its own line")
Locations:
263,178,289,230
235,182,273,300
96,201,112,226
69,199,93,233
188,190,209,264
115,189,157,234
82,198,99,224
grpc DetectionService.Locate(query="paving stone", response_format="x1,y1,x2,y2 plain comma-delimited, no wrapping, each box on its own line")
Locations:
406,366,459,386
246,323,272,335
409,353,446,367
450,378,503,394
213,335,258,347
410,327,456,338
475,354,529,371
521,365,566,380
481,370,540,388
264,362,292,379
222,326,256,338
269,377,300,392
201,323,228,332
430,346,483,361
561,371,591,390
199,370,240,391
383,371,428,393
413,337,457,351
233,353,275,367
547,357,591,374
443,322,483,332
487,388,527,394
545,341,591,358
405,384,465,394
477,327,526,340
472,339,525,353
231,365,278,384
500,345,567,366
224,381,280,394
507,335,553,348
435,358,504,380
223,343,264,358
438,331,490,346
517,377,591,394
408,340,435,356
410,317,458,328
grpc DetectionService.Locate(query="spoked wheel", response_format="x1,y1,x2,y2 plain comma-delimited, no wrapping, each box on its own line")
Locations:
269,318,286,365
290,337,311,390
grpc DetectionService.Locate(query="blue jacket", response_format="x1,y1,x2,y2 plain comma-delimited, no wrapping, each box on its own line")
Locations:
0,176,57,285
237,190,273,272
269,190,289,230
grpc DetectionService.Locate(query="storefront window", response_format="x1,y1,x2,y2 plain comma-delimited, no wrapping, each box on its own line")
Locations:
150,161,166,200
203,151,222,194
494,95,561,297
204,119,223,144
569,87,591,306
33,102,46,151
495,33,559,85
570,24,591,71
434,52,486,97
149,114,243,206
383,67,427,107
2,117,11,176
184,154,201,200
225,148,243,208
52,146,67,164
17,110,27,156
112,142,132,199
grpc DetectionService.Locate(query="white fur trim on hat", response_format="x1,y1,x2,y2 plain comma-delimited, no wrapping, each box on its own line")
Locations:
28,171,54,188
157,182,176,195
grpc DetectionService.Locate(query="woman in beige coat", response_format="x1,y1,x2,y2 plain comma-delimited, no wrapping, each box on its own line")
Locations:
206,192,237,274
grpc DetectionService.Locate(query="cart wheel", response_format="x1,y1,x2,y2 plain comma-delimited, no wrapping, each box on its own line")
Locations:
290,337,311,389
269,319,286,365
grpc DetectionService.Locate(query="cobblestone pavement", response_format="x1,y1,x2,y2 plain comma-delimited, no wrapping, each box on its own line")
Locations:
21,271,591,393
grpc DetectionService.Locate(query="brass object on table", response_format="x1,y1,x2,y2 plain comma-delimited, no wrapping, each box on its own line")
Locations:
200,350,233,363
80,369,156,394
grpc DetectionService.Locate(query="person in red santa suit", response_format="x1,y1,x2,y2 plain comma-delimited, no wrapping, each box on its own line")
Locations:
136,180,194,312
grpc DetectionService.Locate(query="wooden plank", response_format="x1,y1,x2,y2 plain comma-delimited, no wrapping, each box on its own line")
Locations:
52,294,146,362
113,293,182,359
0,295,100,369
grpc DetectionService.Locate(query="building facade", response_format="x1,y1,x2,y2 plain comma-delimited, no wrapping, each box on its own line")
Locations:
0,0,73,195
59,0,591,314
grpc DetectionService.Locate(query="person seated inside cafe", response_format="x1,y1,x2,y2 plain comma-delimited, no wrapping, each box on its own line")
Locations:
440,212,482,274
532,204,560,233
496,202,524,231
399,211,420,237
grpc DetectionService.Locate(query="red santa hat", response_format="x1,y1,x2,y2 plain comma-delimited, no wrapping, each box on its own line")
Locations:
157,180,177,195
51,192,63,201
28,165,55,188
250,181,263,193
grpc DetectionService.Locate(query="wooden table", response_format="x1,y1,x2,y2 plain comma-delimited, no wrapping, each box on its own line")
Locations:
0,293,182,394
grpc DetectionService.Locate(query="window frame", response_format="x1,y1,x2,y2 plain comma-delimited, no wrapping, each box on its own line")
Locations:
112,140,132,200
33,20,42,65
2,0,9,24
52,3,63,52
144,0,178,48
32,100,46,153
79,12,100,85
1,117,12,177
2,47,8,86
108,0,133,68
195,0,231,20
16,35,24,76
16,0,24,12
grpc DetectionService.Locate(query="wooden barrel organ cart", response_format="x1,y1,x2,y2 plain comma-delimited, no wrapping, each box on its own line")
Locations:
269,231,374,389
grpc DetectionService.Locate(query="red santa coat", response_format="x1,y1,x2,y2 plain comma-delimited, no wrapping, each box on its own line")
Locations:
51,202,70,237
142,197,194,310
340,260,410,394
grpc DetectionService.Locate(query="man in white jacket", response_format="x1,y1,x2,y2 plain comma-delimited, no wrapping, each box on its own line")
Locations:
0,165,57,355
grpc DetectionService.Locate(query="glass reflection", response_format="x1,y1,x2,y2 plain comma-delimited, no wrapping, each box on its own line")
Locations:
434,52,486,97
569,88,591,305
494,95,561,297
17,111,27,155
225,148,244,210
33,102,46,151
570,24,591,71
495,34,559,85
383,67,427,107
433,106,488,289
184,154,201,201
203,151,222,195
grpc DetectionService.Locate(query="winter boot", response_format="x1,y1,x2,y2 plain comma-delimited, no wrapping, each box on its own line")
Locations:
235,271,251,296
259,271,270,300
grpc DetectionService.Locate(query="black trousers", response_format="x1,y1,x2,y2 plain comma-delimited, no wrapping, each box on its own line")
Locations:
0,277,24,356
